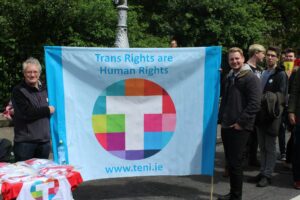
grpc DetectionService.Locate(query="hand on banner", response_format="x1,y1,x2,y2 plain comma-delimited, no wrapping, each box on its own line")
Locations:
49,106,55,114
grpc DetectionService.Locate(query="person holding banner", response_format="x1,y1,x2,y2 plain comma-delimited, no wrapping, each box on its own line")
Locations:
11,57,55,161
218,47,261,200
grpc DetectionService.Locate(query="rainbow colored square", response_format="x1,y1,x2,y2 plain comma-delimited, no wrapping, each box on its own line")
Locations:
30,179,59,200
92,79,176,160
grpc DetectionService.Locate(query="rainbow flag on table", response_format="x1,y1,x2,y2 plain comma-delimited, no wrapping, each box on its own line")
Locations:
45,47,221,181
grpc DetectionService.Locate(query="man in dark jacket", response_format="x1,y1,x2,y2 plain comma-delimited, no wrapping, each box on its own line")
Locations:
251,46,288,187
278,48,296,162
244,44,266,167
12,57,55,161
218,47,261,200
288,67,300,189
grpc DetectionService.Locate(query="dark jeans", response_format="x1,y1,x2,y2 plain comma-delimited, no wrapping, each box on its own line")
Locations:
222,128,250,200
278,110,288,155
286,130,294,163
245,127,259,162
293,124,300,181
14,141,50,161
278,124,286,155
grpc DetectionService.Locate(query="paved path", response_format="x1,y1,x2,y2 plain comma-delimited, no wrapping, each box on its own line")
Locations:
1,125,299,199
72,142,300,200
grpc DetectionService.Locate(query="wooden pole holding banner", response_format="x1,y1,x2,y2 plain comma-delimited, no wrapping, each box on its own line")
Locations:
210,126,220,200
210,175,214,200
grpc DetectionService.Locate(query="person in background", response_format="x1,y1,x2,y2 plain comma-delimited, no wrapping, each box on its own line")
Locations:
283,48,296,77
246,44,266,78
281,50,286,64
288,58,300,190
170,39,178,48
285,58,300,168
278,48,296,162
11,57,55,161
244,44,266,167
218,47,261,200
251,46,288,187
2,100,14,120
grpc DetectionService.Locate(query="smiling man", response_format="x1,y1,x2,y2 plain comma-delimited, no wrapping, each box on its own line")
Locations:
218,47,261,200
11,57,55,161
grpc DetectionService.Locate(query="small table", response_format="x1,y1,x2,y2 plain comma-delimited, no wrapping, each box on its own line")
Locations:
0,159,83,200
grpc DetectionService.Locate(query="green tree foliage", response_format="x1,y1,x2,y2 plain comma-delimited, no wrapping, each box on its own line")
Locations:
127,5,169,47
261,0,300,48
1,0,118,106
131,0,269,48
0,0,299,108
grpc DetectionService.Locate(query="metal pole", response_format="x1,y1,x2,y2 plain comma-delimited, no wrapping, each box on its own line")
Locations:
114,0,129,48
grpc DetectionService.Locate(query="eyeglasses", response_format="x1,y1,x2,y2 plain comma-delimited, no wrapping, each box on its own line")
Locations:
266,54,277,58
25,71,39,74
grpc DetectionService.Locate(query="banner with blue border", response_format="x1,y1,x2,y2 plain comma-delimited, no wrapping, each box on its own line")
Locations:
45,46,221,181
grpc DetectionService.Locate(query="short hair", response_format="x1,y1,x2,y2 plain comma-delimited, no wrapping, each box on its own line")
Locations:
284,48,296,55
22,57,42,73
248,44,266,57
267,46,281,57
170,39,178,47
228,47,244,57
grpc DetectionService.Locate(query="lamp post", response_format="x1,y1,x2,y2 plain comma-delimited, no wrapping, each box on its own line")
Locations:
114,0,129,48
